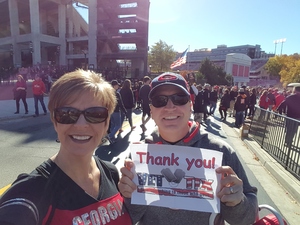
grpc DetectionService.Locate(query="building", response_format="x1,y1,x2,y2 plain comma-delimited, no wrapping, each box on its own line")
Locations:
0,0,150,79
177,44,273,86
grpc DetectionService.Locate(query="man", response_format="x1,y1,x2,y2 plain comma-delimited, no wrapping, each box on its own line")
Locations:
193,85,205,124
32,74,47,117
118,72,258,225
203,83,210,120
209,85,218,116
234,88,247,128
139,76,151,132
229,86,238,117
108,80,126,144
277,85,300,147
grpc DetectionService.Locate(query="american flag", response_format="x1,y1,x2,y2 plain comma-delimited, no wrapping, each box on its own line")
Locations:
170,48,188,69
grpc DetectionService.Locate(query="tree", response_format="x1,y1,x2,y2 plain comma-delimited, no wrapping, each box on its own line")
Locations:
198,58,228,85
279,54,300,85
265,54,300,85
148,40,176,73
264,56,282,77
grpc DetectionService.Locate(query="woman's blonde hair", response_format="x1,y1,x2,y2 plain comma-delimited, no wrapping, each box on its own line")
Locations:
48,69,116,123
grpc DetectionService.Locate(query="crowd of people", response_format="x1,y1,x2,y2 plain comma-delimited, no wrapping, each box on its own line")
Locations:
2,69,297,224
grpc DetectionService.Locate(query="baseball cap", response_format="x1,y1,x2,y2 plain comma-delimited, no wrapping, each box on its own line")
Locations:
111,80,120,86
149,72,190,98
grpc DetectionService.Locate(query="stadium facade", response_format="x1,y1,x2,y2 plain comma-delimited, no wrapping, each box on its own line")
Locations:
0,0,273,84
0,0,150,79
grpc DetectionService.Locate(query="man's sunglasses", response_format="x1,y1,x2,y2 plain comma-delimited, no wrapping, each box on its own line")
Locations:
54,107,108,124
151,94,190,108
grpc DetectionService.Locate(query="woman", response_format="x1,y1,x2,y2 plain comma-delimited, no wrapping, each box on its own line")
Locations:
13,74,28,114
219,88,230,120
258,90,269,121
0,70,132,225
120,79,136,131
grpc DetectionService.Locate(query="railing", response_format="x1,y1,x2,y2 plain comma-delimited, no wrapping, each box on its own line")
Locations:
250,106,300,180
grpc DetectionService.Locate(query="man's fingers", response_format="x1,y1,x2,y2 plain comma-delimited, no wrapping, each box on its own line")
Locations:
118,174,137,198
216,166,236,177
120,166,134,180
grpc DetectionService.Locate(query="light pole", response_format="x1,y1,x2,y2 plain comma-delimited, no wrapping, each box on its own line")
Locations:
149,64,152,75
273,38,286,55
82,49,88,70
279,38,286,55
273,40,279,55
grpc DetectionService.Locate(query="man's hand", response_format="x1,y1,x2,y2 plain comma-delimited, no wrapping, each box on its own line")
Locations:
216,166,243,206
118,159,137,198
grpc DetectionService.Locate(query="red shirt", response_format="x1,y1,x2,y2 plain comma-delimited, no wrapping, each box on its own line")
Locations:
32,79,46,95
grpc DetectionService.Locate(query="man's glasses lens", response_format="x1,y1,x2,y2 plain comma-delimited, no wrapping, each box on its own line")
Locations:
151,94,190,108
54,107,108,124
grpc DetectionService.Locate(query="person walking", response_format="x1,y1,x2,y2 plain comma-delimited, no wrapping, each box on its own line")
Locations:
277,85,300,147
118,72,258,225
120,79,136,131
247,88,257,118
139,76,151,132
108,80,127,143
229,86,238,117
0,69,132,225
219,88,230,121
32,74,47,117
203,83,210,120
13,74,28,114
209,85,218,116
258,90,269,121
193,85,205,124
234,88,247,128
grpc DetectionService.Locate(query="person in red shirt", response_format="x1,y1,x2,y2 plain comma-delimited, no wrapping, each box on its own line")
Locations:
13,74,29,114
258,90,269,121
32,74,47,117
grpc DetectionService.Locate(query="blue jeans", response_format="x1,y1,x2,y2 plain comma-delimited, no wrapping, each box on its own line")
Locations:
210,101,217,114
235,111,244,128
108,112,121,140
34,94,47,116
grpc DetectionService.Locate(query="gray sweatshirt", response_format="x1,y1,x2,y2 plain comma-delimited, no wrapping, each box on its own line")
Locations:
125,121,258,225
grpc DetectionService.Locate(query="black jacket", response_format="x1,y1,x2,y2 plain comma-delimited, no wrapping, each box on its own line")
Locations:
220,93,231,109
114,91,127,113
120,88,135,109
234,94,247,112
193,91,206,113
209,90,218,102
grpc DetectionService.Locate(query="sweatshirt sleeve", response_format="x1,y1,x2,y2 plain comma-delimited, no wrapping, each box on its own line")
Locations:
220,144,258,225
124,197,147,224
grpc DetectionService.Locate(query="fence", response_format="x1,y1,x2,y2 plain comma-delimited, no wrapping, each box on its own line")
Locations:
250,107,300,181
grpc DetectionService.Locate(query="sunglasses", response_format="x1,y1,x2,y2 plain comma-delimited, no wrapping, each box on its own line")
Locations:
151,94,190,108
54,107,108,124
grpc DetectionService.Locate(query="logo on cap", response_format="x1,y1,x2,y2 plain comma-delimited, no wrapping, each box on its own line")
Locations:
157,74,178,82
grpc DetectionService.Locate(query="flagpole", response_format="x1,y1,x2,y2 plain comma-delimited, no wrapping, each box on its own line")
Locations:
187,45,190,71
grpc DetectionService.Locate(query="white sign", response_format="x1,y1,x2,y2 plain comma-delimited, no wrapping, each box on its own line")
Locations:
130,144,223,213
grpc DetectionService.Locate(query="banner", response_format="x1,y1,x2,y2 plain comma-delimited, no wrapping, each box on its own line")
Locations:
130,144,223,213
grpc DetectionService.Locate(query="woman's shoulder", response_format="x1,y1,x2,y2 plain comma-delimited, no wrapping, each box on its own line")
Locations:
0,160,55,204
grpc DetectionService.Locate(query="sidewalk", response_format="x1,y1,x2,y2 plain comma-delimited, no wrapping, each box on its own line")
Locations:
0,97,49,121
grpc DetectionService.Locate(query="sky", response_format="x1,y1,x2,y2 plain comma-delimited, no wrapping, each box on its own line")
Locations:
76,0,300,55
